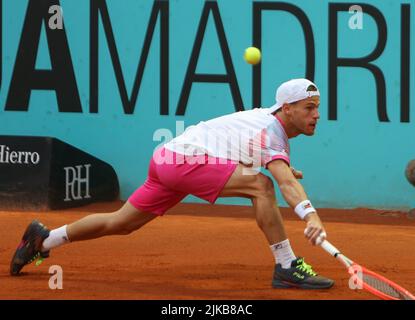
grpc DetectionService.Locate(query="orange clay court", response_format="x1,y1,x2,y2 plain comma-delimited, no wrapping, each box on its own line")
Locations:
1,201,414,300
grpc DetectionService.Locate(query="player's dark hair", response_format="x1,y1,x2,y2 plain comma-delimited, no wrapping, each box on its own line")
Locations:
306,85,318,92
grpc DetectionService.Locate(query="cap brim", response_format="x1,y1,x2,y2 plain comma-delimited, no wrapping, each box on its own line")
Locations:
269,102,282,113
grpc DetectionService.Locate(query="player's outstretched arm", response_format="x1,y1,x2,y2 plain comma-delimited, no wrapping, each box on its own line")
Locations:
267,159,326,245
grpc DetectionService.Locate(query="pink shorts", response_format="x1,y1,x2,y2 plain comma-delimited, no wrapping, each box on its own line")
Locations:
128,147,238,215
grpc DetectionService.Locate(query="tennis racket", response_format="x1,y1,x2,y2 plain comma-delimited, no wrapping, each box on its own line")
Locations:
320,239,415,300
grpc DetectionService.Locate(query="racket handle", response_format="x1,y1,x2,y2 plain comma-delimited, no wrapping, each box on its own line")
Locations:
320,240,341,257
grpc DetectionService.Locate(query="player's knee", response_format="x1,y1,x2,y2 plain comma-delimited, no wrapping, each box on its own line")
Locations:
115,219,139,235
108,209,156,235
117,225,138,235
252,174,275,199
107,214,136,235
115,225,135,235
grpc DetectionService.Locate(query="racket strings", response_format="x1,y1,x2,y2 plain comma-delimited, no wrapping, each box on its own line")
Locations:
362,273,412,300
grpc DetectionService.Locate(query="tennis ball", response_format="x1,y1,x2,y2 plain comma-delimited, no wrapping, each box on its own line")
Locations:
244,47,261,65
405,159,415,187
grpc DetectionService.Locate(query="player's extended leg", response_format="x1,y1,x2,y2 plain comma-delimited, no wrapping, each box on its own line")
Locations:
10,146,186,276
66,201,156,241
219,164,334,289
9,202,157,276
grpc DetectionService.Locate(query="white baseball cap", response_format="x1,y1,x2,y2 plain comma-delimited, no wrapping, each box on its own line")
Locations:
269,78,320,112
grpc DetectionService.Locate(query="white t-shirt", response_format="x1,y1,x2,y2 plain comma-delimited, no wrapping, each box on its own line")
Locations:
164,108,290,169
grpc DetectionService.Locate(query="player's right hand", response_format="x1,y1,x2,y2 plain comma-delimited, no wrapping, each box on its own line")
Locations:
304,212,327,246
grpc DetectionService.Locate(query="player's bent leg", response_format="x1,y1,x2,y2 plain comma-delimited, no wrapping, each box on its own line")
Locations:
218,165,334,289
219,165,287,244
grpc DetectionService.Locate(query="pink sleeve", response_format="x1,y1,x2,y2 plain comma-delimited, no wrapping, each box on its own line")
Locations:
260,125,290,168
265,155,290,168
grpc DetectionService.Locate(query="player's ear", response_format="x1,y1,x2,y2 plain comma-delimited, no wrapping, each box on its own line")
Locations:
282,103,291,115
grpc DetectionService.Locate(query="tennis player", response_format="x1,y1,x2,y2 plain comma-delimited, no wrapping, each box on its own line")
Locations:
10,78,334,289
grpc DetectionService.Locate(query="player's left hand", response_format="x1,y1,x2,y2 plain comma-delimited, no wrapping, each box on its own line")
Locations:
291,167,303,179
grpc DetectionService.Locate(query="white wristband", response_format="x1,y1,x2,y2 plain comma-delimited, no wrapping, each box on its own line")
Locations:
294,200,316,220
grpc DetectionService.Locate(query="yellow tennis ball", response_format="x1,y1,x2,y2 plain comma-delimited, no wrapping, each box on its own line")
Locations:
244,47,261,65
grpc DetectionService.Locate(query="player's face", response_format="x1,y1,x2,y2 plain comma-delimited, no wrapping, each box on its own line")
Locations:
290,96,320,136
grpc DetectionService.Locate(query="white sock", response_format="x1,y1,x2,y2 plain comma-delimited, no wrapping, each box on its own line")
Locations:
270,239,296,269
41,225,70,252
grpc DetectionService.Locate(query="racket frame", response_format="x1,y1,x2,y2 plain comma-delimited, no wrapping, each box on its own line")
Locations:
320,240,415,300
